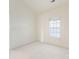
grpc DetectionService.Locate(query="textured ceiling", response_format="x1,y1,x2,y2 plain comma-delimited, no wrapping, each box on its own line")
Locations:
24,0,68,13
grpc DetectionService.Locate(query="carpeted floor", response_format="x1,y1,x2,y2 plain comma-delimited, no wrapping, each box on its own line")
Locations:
10,42,69,59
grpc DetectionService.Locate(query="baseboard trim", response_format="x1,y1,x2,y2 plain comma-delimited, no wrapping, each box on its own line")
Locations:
38,41,69,49
10,40,38,50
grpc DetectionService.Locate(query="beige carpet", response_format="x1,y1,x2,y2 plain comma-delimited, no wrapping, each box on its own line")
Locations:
10,42,69,59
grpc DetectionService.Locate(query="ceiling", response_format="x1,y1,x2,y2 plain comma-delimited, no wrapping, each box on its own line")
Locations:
24,0,68,13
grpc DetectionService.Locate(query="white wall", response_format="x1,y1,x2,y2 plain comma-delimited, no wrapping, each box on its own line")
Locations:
10,0,68,49
10,0,37,49
37,4,69,48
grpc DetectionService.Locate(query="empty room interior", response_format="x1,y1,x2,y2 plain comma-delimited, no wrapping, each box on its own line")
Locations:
10,0,69,59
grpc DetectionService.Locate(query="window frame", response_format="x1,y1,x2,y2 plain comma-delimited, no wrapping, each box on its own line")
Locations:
48,17,61,39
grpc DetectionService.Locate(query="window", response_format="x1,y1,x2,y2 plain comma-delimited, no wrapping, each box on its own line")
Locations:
48,17,61,38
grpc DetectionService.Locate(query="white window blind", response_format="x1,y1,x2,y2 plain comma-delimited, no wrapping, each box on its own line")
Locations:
48,17,61,38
